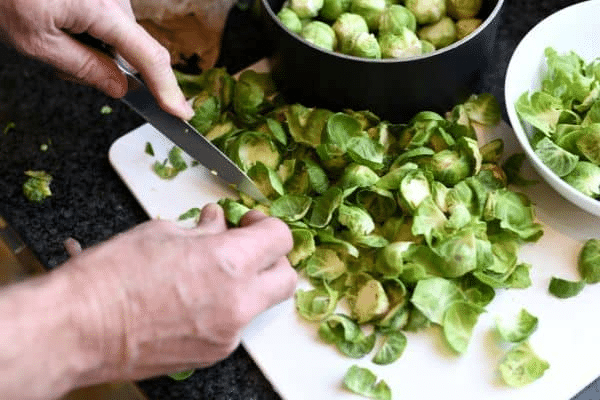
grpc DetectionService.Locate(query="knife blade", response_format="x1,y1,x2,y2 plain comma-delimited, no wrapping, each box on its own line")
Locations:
117,62,269,204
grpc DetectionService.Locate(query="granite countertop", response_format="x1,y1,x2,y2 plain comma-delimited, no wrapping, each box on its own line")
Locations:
0,0,597,399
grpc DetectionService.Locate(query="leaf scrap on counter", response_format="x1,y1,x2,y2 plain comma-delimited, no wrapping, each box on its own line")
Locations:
499,341,549,388
548,238,600,299
343,365,391,400
23,170,52,203
495,308,539,343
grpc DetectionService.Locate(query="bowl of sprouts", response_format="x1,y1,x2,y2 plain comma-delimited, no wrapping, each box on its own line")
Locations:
505,1,600,217
260,0,504,122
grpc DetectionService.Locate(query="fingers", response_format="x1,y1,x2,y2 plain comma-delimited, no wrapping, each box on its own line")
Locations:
248,256,298,313
64,237,83,257
230,212,294,272
84,8,194,120
194,203,227,236
20,30,128,98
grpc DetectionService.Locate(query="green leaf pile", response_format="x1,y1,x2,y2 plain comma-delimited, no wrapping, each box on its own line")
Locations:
172,68,546,396
515,47,600,200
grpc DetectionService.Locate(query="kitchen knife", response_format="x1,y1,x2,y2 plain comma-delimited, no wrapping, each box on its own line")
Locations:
116,59,269,204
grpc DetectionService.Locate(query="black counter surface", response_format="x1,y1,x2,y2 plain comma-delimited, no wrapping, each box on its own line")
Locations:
1,0,599,399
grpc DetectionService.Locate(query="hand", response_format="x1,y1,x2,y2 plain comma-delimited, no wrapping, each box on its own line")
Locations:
63,203,297,386
0,0,194,120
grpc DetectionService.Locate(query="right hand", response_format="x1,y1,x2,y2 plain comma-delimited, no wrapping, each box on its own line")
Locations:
0,0,194,119
62,203,297,386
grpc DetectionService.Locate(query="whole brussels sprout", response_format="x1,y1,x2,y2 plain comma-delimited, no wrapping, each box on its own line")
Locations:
290,0,324,18
447,0,483,20
302,20,338,51
417,16,457,49
419,39,435,53
378,28,422,59
333,13,370,53
348,32,381,59
350,0,387,31
277,7,303,34
319,0,352,21
455,18,482,40
405,0,446,25
378,5,417,36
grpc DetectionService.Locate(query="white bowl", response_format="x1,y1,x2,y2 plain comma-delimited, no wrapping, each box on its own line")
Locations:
504,0,600,218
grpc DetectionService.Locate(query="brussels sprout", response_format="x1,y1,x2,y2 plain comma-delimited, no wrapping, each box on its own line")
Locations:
305,247,346,281
417,17,457,49
233,70,276,125
23,170,52,203
499,342,549,388
533,137,578,177
463,93,502,126
350,0,387,31
319,0,352,21
277,7,303,34
338,203,376,236
429,149,471,186
226,131,281,172
290,0,324,18
301,21,338,51
340,163,380,188
247,162,284,199
398,168,432,212
378,28,422,59
405,0,446,25
352,279,390,324
576,126,600,165
189,91,220,134
333,13,370,54
562,161,600,197
480,139,504,163
378,5,417,36
578,238,600,284
446,0,482,20
288,228,317,266
348,32,381,59
218,198,251,226
455,18,482,40
420,39,435,54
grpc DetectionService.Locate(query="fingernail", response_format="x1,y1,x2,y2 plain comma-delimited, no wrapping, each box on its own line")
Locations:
103,78,125,98
181,98,195,120
200,203,218,222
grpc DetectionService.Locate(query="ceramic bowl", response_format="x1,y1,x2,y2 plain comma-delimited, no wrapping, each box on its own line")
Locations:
504,0,600,218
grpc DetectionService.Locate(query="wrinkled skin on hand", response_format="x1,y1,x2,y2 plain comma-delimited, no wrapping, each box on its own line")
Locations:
64,203,297,386
0,0,193,119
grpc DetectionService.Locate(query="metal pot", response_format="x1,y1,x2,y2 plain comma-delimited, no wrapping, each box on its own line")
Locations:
260,0,504,122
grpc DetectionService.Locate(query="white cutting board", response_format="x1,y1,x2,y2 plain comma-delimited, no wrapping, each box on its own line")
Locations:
109,94,600,399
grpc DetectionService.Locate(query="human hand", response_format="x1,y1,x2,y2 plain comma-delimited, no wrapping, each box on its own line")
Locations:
63,203,297,386
0,0,194,119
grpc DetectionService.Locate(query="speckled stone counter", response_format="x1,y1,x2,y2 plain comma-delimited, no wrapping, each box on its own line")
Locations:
0,0,597,399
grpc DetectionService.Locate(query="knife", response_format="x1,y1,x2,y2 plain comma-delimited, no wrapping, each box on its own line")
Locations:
114,58,269,204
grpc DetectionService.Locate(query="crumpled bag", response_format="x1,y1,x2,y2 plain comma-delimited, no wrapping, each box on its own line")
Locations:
131,0,238,70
